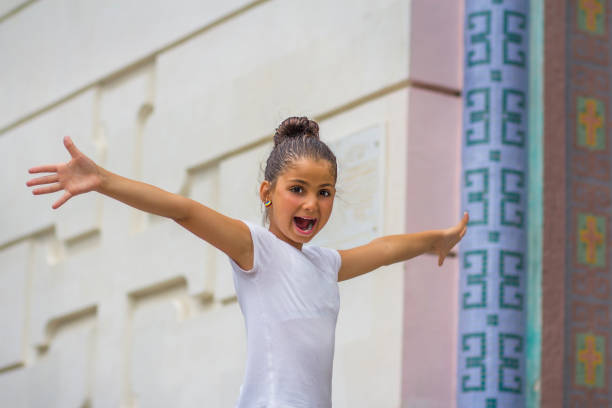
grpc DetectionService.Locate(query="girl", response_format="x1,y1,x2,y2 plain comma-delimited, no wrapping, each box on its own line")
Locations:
27,116,468,407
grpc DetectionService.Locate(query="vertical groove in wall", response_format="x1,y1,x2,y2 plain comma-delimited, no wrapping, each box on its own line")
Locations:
123,296,136,408
22,240,35,368
131,63,156,234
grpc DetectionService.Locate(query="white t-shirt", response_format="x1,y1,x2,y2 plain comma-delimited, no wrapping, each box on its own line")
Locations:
228,220,342,408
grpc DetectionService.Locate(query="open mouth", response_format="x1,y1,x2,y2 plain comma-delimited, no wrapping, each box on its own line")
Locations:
294,216,317,233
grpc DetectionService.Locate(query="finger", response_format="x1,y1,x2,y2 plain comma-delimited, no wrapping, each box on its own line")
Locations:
29,164,58,174
32,183,63,195
26,174,59,187
438,254,444,266
64,136,81,158
52,192,72,209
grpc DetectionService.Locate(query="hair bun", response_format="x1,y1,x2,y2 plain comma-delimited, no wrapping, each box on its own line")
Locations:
273,116,320,147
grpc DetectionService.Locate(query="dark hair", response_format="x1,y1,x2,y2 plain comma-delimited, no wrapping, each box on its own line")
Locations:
264,116,337,185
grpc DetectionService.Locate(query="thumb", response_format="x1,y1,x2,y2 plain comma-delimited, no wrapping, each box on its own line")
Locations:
63,136,81,158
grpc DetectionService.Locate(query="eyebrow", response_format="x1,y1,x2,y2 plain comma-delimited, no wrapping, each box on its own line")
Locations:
288,179,335,188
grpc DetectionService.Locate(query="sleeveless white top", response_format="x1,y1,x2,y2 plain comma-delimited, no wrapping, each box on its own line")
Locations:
228,220,341,408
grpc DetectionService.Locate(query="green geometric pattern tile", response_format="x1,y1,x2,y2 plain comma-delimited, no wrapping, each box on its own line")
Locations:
577,213,606,267
575,332,605,388
577,96,606,151
578,0,605,35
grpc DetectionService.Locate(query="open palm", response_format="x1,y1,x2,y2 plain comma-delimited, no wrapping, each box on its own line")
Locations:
27,136,101,209
433,212,469,266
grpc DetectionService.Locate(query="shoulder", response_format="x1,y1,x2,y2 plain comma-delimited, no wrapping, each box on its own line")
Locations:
240,220,278,248
230,219,283,272
228,219,268,272
235,219,272,242
304,244,342,280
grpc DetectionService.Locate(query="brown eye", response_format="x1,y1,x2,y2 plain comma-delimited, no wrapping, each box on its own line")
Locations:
290,186,303,194
320,190,331,197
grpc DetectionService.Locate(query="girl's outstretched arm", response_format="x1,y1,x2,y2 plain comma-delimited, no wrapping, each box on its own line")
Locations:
27,136,253,269
337,213,469,282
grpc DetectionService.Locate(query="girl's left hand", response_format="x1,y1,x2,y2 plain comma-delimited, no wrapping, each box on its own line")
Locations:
433,212,469,266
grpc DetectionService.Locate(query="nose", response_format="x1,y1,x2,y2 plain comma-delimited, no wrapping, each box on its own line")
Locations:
302,192,319,213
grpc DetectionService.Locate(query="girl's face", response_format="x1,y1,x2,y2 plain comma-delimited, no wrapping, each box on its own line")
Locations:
262,157,336,250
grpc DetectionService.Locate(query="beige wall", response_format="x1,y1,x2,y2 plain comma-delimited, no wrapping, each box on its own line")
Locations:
0,1,415,407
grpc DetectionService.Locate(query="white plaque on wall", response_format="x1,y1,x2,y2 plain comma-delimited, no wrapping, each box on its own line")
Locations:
311,124,384,250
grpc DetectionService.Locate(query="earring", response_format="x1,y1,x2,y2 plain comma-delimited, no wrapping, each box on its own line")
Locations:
264,200,272,207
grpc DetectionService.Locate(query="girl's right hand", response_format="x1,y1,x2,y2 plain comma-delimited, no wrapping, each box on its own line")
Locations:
26,136,102,209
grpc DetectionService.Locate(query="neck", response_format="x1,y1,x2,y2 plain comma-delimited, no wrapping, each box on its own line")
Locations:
268,225,304,251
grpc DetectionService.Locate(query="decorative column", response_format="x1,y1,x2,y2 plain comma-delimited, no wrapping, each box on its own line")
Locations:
458,1,529,407
560,0,610,405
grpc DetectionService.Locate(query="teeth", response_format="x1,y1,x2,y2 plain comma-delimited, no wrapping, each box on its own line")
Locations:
295,217,315,232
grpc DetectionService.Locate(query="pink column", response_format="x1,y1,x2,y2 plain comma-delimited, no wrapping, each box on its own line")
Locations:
401,1,463,407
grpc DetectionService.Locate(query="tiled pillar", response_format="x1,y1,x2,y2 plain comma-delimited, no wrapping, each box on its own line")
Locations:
458,1,529,407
